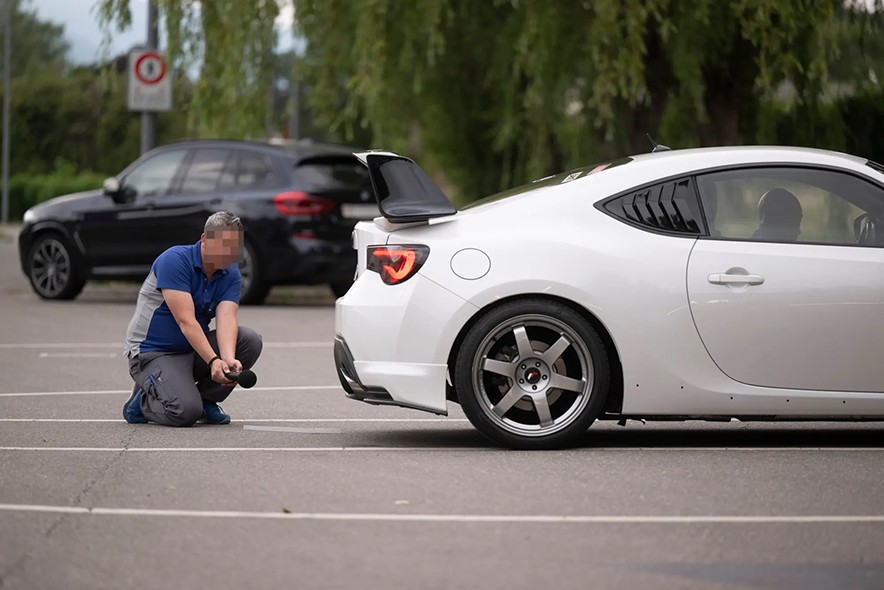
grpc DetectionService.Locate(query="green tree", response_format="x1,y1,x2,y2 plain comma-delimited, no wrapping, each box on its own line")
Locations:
2,0,70,77
96,0,280,138
294,0,884,203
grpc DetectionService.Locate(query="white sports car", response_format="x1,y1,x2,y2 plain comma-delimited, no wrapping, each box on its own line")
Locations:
334,146,884,449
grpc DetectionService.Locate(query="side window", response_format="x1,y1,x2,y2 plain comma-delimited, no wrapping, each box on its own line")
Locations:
180,149,232,194
121,150,187,199
601,177,704,236
696,167,884,247
236,151,275,189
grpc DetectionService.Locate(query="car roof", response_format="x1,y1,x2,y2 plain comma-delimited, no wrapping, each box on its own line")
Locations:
151,138,364,162
622,145,869,170
460,145,879,216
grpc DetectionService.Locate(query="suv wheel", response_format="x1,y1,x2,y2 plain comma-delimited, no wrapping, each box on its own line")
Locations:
27,234,85,300
239,240,270,305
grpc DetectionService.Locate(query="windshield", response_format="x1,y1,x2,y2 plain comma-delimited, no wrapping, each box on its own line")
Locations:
462,157,633,210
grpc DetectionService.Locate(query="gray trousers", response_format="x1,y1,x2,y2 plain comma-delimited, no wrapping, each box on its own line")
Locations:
128,326,263,426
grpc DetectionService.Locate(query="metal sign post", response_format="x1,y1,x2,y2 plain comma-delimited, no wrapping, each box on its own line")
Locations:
138,0,160,156
1,0,11,224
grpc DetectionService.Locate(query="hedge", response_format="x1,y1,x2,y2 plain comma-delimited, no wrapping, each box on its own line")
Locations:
7,170,106,221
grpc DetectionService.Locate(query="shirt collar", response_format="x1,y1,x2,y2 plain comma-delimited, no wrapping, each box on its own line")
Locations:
192,240,229,276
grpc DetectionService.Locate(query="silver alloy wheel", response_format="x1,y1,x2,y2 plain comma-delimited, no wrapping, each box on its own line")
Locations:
30,238,72,298
471,314,594,437
239,243,253,297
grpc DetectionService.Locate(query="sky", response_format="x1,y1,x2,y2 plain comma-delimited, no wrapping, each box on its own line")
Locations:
30,0,299,66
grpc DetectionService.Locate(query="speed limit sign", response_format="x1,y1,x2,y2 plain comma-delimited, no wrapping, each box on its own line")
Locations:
127,49,173,112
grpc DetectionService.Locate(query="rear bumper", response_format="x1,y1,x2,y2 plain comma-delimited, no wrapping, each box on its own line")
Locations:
334,272,479,415
333,336,447,415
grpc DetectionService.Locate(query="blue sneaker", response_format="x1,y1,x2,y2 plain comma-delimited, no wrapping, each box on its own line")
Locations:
200,401,230,425
123,385,147,424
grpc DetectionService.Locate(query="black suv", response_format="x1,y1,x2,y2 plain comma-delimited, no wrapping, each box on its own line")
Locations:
18,140,377,304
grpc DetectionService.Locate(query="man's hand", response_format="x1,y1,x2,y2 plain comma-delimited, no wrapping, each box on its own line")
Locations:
211,358,235,386
224,357,243,374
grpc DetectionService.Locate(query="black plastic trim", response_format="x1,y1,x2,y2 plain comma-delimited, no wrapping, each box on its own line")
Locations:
334,336,447,416
361,154,457,223
597,176,707,238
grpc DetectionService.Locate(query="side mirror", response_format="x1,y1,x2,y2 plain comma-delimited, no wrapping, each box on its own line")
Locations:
855,213,880,246
103,177,120,195
103,178,126,204
853,213,867,242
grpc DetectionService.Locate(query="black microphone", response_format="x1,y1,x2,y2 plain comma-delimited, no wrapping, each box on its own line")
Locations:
225,369,257,389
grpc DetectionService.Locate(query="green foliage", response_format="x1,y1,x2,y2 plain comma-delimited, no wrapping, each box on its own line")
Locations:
0,67,194,177
295,0,884,202
96,0,280,137
8,161,105,220
3,0,70,77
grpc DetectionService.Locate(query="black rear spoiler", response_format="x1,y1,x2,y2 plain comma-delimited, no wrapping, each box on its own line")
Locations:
354,151,457,223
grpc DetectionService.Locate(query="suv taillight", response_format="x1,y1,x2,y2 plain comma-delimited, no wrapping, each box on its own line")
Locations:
274,192,336,216
367,245,430,285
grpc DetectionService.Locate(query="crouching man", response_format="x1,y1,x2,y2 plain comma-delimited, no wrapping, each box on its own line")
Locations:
122,211,263,426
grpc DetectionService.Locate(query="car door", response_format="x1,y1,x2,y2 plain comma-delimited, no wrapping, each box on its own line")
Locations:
687,165,884,393
78,148,188,272
147,147,236,253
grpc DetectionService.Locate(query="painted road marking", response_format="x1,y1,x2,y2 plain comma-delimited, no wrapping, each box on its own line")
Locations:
1,446,884,453
1,503,884,524
0,385,340,397
39,352,119,359
0,342,333,349
0,418,468,423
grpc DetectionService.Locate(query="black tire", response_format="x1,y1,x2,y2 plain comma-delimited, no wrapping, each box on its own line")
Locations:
27,233,86,301
330,280,352,298
454,299,609,450
239,240,270,305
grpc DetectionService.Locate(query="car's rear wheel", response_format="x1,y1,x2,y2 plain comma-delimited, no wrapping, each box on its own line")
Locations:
238,240,270,305
27,233,85,300
455,300,609,450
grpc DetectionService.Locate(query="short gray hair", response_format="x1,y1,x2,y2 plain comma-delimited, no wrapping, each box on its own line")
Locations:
204,211,243,235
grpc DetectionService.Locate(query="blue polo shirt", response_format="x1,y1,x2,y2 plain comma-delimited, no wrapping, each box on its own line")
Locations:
124,240,242,356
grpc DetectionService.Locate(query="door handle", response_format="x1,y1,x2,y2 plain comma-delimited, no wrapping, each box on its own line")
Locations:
708,273,765,286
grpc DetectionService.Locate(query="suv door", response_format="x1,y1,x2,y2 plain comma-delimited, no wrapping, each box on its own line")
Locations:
148,148,236,253
687,165,884,393
78,148,188,273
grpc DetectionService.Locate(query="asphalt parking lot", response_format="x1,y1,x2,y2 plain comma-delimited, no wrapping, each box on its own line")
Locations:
2,226,884,590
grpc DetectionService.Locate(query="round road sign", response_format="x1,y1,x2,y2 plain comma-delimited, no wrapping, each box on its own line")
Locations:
134,52,167,86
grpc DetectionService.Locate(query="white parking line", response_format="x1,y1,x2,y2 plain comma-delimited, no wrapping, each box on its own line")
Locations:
1,446,884,452
1,503,883,524
0,342,333,349
39,352,119,359
0,447,485,452
0,418,468,423
0,385,341,397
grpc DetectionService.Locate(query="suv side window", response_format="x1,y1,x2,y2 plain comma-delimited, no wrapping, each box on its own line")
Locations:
180,149,233,193
236,151,275,189
696,167,884,247
121,150,188,199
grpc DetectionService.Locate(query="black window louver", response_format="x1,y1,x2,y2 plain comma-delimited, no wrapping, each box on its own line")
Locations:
867,160,884,176
604,177,703,236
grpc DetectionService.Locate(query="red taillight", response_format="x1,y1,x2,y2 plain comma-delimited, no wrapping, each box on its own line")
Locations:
274,192,336,216
367,245,430,285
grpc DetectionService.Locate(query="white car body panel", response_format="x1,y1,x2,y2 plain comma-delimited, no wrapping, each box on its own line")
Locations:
337,146,884,419
688,240,884,393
